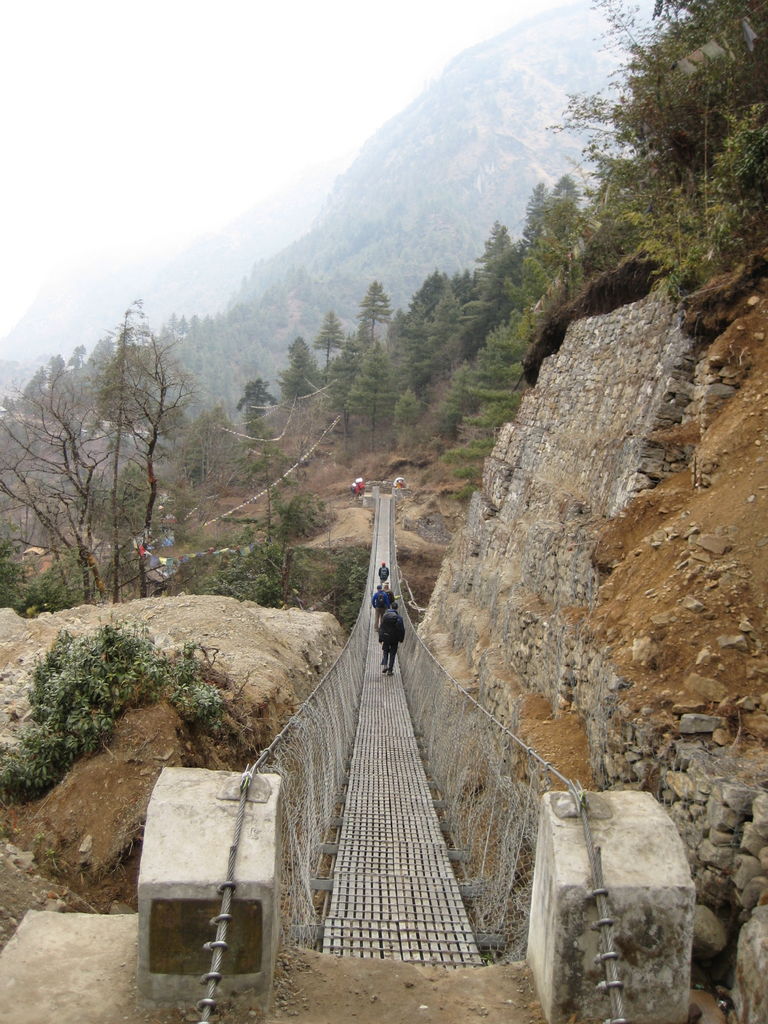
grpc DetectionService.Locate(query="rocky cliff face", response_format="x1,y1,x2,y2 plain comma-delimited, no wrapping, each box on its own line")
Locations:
420,276,768,979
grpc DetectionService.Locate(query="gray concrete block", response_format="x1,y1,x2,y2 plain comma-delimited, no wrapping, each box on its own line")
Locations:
527,790,695,1024
137,767,281,1011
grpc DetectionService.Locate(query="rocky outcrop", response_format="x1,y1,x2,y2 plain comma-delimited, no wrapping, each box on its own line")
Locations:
0,596,345,748
734,905,768,1024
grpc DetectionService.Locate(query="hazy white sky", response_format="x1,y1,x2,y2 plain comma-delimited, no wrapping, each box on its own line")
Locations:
0,0,611,340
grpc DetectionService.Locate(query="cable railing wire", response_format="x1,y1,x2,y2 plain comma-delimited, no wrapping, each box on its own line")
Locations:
251,488,386,944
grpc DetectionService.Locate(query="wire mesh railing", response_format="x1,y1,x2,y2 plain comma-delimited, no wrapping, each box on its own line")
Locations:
390,496,627,1019
395,604,547,959
252,614,366,944
226,490,626,1022
250,490,388,945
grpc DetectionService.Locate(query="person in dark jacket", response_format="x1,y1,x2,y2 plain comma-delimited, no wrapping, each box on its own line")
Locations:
378,601,404,675
378,561,389,583
371,584,390,629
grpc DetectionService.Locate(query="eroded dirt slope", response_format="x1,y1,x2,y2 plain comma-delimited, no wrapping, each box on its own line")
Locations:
589,277,768,753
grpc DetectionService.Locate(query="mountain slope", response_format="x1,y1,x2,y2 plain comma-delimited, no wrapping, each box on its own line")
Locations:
0,159,342,371
268,2,615,299
3,2,616,409
180,2,617,406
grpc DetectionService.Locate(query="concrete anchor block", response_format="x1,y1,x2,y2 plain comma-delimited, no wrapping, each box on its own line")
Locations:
527,790,695,1024
137,767,281,1011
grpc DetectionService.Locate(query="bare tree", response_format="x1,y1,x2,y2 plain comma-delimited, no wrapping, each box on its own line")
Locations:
96,303,149,602
92,308,195,600
0,311,196,606
178,406,242,493
122,334,194,597
0,359,109,602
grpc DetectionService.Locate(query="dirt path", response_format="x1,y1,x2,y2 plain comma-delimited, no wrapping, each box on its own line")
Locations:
266,947,546,1024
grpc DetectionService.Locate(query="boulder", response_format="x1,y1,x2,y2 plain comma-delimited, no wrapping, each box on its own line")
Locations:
740,876,768,912
741,823,768,858
693,905,728,959
680,714,721,734
743,714,768,740
753,793,768,839
695,535,731,556
734,905,768,1024
706,802,741,834
667,771,696,801
685,674,727,703
721,784,758,816
632,635,659,667
717,634,749,652
735,855,764,892
698,838,735,871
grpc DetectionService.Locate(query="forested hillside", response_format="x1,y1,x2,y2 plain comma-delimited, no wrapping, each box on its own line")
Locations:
0,0,766,617
173,2,617,408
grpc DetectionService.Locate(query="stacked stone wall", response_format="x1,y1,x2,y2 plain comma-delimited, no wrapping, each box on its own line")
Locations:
420,290,768,977
423,293,697,756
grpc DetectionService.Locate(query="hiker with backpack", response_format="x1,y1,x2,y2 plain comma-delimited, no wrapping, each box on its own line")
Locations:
378,601,405,676
378,561,390,583
371,584,391,629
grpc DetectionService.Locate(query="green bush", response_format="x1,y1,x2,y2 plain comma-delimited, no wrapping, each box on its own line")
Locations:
0,624,223,801
203,540,285,607
16,559,83,617
328,547,370,629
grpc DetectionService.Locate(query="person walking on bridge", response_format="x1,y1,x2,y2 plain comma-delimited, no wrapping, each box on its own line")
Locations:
378,601,404,675
378,561,389,584
371,584,390,630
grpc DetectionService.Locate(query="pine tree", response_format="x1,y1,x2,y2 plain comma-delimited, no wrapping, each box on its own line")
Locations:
357,282,392,344
394,389,422,446
313,312,345,372
459,222,524,361
277,338,320,401
237,378,276,434
525,175,585,299
347,343,396,449
522,183,550,249
327,337,363,436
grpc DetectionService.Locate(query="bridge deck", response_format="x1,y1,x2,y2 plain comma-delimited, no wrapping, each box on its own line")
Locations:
322,496,482,964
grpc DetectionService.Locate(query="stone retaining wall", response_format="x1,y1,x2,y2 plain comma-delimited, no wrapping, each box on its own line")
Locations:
420,290,768,989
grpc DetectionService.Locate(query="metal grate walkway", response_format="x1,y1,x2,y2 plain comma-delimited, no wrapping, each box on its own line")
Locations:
322,496,482,964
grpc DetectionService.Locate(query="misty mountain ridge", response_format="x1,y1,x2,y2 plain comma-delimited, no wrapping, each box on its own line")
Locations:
2,2,617,407
181,2,617,406
0,158,345,376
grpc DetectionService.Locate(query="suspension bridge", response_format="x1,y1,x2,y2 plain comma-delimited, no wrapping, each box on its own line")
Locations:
320,494,481,963
0,488,695,1024
249,490,539,965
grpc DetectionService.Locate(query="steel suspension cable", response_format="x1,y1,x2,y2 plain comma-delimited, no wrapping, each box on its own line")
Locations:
195,764,256,1024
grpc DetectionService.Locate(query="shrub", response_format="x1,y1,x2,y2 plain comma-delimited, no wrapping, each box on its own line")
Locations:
202,540,285,607
15,558,83,617
0,624,223,801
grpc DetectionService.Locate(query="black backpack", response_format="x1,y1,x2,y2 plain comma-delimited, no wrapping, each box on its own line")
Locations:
380,609,399,638
374,591,388,609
